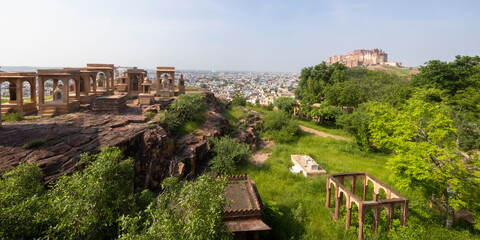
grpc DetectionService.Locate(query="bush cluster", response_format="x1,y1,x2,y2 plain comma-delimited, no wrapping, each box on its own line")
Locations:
162,93,208,134
0,147,231,240
208,136,251,175
274,97,297,114
262,110,300,143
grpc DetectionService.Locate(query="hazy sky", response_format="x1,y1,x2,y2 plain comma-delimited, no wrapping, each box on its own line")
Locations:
1,0,479,72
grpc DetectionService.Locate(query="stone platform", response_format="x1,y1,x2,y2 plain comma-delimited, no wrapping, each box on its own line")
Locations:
92,94,126,113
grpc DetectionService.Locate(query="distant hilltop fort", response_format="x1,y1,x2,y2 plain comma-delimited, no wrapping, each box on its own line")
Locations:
327,49,401,67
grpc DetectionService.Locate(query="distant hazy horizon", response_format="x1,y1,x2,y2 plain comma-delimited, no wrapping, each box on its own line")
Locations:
1,0,479,72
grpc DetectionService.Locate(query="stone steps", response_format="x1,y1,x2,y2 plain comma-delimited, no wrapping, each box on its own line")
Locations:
41,109,56,116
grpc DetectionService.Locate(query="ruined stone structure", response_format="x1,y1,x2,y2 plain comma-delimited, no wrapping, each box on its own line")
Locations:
327,49,388,67
224,175,271,239
0,72,37,115
326,172,409,240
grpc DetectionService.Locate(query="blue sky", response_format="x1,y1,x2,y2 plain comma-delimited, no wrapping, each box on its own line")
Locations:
1,0,479,72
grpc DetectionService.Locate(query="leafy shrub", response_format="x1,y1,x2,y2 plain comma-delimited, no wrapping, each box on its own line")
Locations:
163,93,208,134
22,139,45,149
232,96,247,106
337,103,373,151
209,136,251,175
262,103,274,111
47,147,134,239
0,162,50,239
275,97,297,114
262,111,300,143
119,175,231,240
2,112,24,122
307,104,344,124
273,121,301,143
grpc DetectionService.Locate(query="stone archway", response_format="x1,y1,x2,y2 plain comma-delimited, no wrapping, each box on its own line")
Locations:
132,76,139,91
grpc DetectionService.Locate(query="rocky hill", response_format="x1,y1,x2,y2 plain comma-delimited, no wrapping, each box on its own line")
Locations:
0,90,230,190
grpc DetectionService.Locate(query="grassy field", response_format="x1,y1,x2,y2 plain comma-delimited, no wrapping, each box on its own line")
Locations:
223,106,479,239
390,67,414,77
1,95,53,104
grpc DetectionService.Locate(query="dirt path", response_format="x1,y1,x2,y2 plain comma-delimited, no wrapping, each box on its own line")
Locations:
249,140,274,166
299,125,352,141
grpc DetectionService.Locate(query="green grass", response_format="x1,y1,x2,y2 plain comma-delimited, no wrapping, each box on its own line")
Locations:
144,112,156,118
22,139,45,149
235,134,479,239
186,86,200,91
389,67,414,77
245,104,272,115
2,112,25,122
222,105,247,134
1,95,52,103
246,105,351,138
178,113,206,136
182,121,201,133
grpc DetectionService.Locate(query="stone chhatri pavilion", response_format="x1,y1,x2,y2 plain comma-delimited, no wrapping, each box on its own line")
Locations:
63,67,101,104
37,69,83,115
0,71,37,116
326,172,409,240
115,67,146,97
85,64,115,96
0,63,180,118
138,77,154,105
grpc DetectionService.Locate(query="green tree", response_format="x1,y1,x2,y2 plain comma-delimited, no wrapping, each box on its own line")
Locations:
209,136,252,175
231,89,247,106
337,103,374,151
413,55,480,96
295,62,347,103
119,175,231,240
274,97,297,114
262,110,300,143
47,147,135,239
369,89,480,229
0,162,51,239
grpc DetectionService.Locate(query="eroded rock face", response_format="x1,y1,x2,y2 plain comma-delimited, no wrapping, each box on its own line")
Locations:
0,112,173,190
174,111,230,178
236,113,263,151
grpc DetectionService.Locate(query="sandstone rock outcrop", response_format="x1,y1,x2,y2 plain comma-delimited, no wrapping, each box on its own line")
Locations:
174,111,230,178
0,112,175,189
0,90,230,190
236,113,262,151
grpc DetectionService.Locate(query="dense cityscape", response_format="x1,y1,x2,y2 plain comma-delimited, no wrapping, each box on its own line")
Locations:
1,67,299,106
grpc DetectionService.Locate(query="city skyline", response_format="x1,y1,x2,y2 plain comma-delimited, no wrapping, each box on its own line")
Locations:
1,0,479,72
